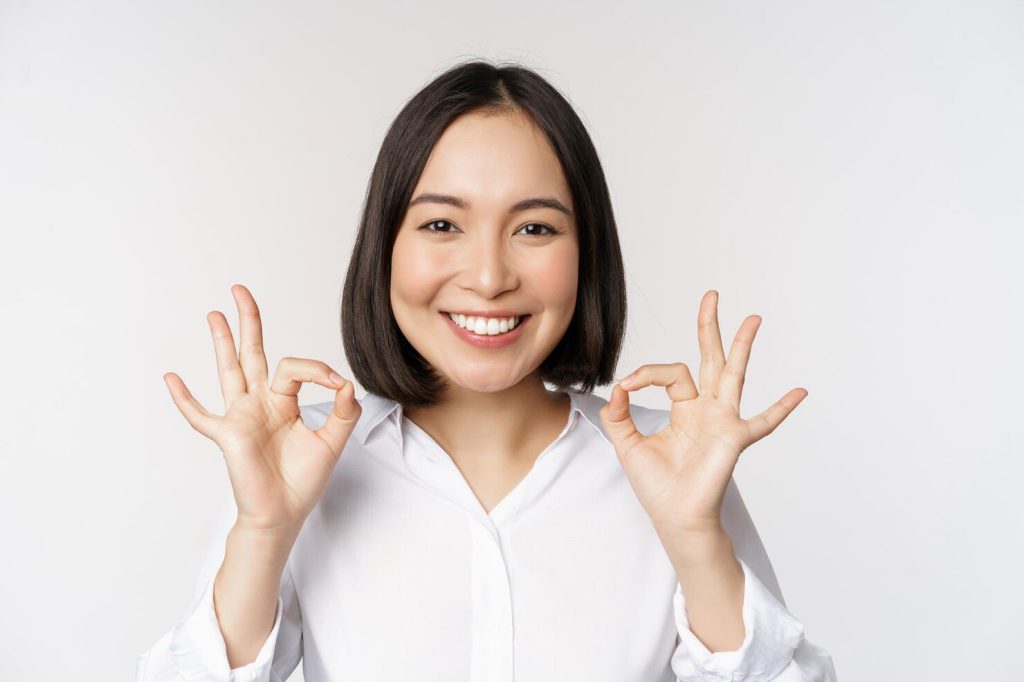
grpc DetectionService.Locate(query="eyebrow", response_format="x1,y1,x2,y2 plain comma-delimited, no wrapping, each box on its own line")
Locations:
408,193,573,217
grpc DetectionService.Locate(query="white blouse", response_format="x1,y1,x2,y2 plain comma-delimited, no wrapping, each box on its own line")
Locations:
136,389,837,681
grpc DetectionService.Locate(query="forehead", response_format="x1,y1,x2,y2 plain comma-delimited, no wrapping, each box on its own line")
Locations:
411,110,572,209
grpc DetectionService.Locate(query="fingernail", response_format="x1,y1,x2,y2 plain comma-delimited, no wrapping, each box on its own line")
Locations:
619,373,636,386
329,372,344,385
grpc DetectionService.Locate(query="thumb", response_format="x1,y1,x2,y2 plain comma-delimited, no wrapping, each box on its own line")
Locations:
599,384,644,459
314,379,362,456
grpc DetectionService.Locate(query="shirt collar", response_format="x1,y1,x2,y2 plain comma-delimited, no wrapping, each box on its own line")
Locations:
352,388,611,447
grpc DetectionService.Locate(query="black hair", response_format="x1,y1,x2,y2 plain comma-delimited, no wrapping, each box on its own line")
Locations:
341,58,627,408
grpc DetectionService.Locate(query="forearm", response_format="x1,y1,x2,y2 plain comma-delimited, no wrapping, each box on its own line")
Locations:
657,524,745,653
213,523,299,669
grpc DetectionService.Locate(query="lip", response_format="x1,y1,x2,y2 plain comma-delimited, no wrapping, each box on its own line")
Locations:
440,311,531,349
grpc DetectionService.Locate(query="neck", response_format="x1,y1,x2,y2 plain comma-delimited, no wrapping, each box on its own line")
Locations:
403,373,571,463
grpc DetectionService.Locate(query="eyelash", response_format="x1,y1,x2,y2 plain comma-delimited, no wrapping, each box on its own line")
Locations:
418,219,558,237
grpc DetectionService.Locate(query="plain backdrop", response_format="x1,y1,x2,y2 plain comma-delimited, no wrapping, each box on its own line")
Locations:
1,1,1021,680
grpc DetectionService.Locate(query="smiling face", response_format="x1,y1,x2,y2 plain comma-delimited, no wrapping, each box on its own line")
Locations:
390,108,580,396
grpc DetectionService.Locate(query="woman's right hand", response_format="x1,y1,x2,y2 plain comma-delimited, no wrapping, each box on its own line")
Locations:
163,284,362,536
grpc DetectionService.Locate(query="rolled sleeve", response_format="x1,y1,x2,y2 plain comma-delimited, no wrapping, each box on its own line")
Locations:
667,475,838,681
671,557,820,681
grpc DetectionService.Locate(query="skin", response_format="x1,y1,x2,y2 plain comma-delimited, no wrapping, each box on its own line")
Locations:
390,108,580,511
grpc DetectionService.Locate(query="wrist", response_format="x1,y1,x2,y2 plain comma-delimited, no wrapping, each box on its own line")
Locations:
233,512,305,538
657,522,735,571
228,520,301,562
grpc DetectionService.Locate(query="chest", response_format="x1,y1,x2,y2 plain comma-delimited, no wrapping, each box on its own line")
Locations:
294,452,681,681
292,448,684,675
419,420,568,516
453,457,536,514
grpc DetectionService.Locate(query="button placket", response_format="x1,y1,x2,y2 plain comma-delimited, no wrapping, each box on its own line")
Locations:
469,520,514,682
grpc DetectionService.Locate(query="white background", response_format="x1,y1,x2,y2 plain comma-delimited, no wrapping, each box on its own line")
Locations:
1,1,1021,679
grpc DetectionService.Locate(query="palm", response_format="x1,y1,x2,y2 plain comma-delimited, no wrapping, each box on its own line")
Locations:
599,290,808,534
215,390,340,530
619,395,749,533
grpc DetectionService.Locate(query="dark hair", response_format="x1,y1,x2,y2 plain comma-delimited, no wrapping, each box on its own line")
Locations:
341,59,627,408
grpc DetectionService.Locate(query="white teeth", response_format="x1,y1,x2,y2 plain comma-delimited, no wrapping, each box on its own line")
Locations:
447,313,521,335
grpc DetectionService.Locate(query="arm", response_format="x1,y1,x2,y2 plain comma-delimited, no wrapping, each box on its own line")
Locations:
216,521,300,668
660,522,746,652
145,286,358,680
135,492,304,682
668,477,837,681
599,293,837,680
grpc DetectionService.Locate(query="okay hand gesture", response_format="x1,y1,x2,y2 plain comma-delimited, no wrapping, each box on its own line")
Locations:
163,284,362,536
599,290,808,536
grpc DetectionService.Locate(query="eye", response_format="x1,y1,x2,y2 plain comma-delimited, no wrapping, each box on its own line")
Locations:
419,219,461,234
418,220,558,237
516,222,557,237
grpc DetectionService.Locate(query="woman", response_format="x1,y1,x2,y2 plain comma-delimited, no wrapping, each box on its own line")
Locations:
136,60,836,681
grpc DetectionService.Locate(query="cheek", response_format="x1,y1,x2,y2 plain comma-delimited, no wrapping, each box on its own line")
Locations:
525,242,579,309
391,237,448,306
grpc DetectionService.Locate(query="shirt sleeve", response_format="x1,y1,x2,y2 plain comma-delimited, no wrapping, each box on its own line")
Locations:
135,492,304,682
670,477,838,681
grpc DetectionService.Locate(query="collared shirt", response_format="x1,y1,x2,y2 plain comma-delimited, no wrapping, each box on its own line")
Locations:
136,389,836,681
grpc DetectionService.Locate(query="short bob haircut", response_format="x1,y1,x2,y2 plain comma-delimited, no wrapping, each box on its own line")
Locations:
341,59,627,408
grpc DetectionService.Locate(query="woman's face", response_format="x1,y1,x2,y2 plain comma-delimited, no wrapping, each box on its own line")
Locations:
390,109,579,395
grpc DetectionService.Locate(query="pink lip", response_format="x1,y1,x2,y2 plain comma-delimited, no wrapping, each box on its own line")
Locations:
440,311,531,349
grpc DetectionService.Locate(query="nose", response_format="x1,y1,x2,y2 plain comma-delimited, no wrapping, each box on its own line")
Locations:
460,229,520,299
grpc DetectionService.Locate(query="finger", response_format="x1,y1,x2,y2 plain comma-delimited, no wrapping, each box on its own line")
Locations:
746,388,808,444
718,314,762,410
314,379,362,456
232,284,270,388
617,362,698,403
697,290,727,396
270,357,348,397
207,311,246,406
598,383,646,459
163,372,221,439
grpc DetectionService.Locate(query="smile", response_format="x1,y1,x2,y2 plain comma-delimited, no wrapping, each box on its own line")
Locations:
444,312,522,335
440,311,532,348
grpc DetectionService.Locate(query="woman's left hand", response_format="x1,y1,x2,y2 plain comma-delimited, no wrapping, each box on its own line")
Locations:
598,290,808,536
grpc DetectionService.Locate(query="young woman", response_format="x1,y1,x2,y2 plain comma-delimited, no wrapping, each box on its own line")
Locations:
136,60,836,681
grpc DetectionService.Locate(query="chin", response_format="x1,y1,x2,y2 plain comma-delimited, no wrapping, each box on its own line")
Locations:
442,371,523,394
